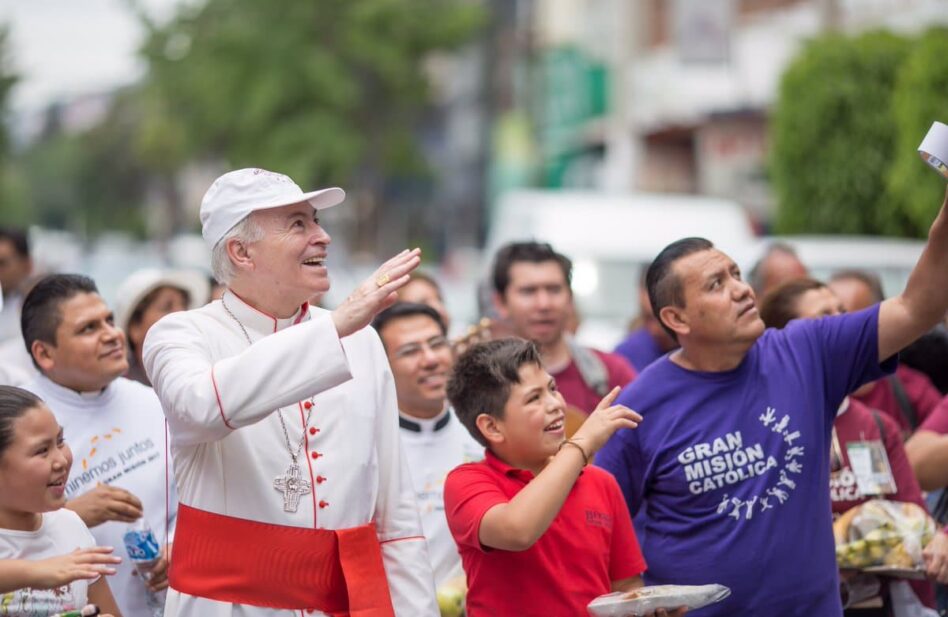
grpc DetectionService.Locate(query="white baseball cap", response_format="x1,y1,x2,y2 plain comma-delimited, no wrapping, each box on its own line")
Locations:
200,168,345,249
114,268,211,335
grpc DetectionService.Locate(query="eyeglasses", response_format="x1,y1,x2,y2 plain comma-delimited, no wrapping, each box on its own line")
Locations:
393,336,450,360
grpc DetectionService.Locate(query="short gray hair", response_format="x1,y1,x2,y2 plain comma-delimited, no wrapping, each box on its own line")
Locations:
210,215,264,285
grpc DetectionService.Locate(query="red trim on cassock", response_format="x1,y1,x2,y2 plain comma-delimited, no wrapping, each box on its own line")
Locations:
169,504,395,615
300,400,319,523
379,535,426,545
210,367,235,430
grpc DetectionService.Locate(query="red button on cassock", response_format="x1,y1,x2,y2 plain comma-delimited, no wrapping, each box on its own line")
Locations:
319,500,329,509
311,451,321,460
303,401,313,410
309,427,317,435
316,475,326,484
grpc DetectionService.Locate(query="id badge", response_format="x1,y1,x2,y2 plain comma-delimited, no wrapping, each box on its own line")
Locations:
846,440,897,496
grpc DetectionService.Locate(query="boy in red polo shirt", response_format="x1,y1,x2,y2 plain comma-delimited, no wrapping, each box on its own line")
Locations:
443,338,682,617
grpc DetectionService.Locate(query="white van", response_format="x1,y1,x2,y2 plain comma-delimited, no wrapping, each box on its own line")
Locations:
483,189,757,349
736,235,925,299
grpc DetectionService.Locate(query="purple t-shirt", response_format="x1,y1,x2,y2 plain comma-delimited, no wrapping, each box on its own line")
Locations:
596,306,895,617
614,327,666,372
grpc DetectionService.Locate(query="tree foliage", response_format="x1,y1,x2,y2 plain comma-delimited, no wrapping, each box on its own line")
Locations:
17,93,149,236
136,0,485,191
887,27,948,235
770,31,910,235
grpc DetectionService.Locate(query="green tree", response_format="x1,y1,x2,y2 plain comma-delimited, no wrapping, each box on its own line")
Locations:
18,93,149,236
135,0,485,242
888,27,948,236
770,32,910,235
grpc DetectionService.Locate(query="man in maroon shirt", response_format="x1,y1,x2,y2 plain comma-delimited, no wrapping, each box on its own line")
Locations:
830,270,943,434
905,396,948,492
490,242,637,423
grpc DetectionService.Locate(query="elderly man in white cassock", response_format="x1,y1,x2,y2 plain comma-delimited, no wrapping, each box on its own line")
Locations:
143,168,438,617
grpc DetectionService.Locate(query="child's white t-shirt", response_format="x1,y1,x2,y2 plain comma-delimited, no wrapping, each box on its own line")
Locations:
0,508,97,615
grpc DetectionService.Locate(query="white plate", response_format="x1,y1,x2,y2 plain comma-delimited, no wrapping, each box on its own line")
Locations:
588,584,731,616
861,566,928,580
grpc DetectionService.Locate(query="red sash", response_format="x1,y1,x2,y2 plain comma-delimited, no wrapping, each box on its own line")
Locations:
169,504,395,616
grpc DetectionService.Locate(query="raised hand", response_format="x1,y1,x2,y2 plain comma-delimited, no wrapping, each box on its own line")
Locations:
66,484,143,527
26,547,121,589
331,248,421,338
569,387,642,458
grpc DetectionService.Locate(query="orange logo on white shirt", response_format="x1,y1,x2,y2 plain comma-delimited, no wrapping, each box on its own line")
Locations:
79,427,123,471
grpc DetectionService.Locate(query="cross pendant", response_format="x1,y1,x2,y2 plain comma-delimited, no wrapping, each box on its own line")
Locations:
273,463,311,512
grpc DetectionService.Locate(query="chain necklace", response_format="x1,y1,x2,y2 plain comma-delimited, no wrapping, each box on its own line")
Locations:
221,292,314,513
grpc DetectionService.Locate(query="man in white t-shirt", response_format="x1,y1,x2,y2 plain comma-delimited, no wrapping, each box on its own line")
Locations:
372,302,482,586
20,273,176,617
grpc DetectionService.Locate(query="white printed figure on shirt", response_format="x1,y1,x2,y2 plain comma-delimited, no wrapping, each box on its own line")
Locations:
728,497,744,521
676,404,806,522
772,415,790,434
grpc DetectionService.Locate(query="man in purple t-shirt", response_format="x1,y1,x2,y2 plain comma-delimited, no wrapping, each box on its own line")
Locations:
490,242,636,418
596,188,948,617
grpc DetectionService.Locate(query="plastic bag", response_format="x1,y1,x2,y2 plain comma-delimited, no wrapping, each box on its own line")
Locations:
834,500,936,571
889,580,940,617
587,584,731,616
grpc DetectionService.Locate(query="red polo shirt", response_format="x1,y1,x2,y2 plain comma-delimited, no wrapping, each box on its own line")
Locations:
444,450,646,617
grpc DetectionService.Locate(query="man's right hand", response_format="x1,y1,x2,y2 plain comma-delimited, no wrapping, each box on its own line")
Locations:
331,248,421,338
67,484,143,527
570,386,642,457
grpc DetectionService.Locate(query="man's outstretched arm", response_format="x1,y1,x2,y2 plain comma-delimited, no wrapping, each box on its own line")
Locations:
878,187,948,361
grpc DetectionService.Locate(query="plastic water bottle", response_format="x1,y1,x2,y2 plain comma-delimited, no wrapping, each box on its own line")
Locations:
122,518,166,617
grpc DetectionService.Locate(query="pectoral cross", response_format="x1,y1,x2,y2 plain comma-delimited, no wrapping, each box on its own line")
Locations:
273,463,311,512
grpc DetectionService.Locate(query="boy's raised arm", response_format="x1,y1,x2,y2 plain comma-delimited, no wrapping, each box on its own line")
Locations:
478,388,641,551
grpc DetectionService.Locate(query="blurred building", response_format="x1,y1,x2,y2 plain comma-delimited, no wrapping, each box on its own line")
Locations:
487,0,948,229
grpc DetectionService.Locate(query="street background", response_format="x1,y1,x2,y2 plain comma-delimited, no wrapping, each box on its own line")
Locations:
1,0,947,347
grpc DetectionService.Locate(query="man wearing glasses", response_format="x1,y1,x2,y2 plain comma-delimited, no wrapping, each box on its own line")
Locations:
373,303,482,587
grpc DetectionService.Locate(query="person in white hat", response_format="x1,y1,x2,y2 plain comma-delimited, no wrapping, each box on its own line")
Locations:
142,168,438,617
114,269,210,386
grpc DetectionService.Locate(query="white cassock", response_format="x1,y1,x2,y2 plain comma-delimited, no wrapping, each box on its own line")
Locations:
143,291,438,617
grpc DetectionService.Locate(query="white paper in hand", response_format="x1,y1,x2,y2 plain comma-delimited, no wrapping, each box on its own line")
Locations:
918,121,948,179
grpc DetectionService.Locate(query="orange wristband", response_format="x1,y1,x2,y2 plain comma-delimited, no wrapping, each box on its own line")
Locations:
557,439,589,465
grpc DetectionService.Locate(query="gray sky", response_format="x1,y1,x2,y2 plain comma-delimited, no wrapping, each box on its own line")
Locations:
0,0,177,112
